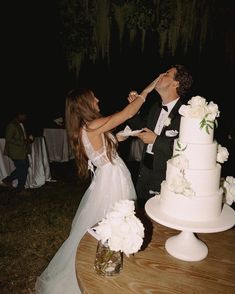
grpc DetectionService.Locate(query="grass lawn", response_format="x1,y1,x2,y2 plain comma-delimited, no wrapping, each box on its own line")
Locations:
0,161,90,294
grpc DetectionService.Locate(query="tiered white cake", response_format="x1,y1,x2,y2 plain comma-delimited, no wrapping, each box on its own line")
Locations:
159,96,229,222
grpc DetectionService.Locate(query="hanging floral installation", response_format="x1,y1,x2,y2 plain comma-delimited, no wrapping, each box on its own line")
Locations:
58,0,217,76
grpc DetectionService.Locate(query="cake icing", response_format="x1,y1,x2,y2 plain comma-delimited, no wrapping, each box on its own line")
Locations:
159,96,229,222
173,140,217,169
179,116,214,144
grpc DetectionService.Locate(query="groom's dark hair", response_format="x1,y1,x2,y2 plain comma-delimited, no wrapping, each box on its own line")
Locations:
173,64,193,98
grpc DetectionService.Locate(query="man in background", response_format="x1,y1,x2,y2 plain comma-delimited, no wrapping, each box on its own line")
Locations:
2,110,33,195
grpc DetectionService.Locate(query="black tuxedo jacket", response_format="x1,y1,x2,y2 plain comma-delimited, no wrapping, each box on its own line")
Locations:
128,98,183,191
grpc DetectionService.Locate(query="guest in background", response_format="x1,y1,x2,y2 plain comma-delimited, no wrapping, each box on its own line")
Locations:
2,110,33,195
35,77,158,294
127,64,193,208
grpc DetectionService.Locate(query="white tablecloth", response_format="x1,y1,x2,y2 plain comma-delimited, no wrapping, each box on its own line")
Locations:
0,137,51,189
43,128,74,162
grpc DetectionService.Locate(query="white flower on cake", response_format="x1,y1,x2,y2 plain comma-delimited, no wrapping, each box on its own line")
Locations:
164,117,171,126
95,200,145,257
223,176,235,205
179,96,220,134
168,174,195,197
168,156,195,197
171,154,189,171
206,102,220,120
217,144,229,163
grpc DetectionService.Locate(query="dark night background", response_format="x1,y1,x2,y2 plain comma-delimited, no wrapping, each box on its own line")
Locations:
1,0,235,174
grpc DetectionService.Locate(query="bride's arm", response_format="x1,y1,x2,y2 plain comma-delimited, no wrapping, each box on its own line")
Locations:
89,78,159,134
89,95,145,134
128,75,162,103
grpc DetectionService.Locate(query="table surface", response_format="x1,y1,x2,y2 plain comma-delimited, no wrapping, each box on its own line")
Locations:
76,216,235,294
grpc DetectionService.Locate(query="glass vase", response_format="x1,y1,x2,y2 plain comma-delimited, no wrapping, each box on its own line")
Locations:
94,240,123,276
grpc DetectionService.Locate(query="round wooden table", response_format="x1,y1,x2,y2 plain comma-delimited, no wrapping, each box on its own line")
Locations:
76,216,235,293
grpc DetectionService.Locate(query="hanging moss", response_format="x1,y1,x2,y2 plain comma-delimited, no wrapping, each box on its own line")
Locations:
112,3,130,51
59,0,215,76
68,52,83,78
94,0,111,60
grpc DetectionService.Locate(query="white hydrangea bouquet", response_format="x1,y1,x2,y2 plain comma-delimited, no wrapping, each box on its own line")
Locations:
223,176,235,205
179,95,220,134
95,200,145,256
93,200,145,276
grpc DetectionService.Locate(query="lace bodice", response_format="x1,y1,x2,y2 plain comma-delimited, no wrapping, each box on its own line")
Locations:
82,129,118,168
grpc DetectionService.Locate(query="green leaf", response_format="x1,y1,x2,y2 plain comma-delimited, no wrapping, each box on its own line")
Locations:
182,145,187,151
176,140,181,148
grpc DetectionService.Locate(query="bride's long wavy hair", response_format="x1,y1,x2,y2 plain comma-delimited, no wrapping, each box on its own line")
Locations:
65,88,117,178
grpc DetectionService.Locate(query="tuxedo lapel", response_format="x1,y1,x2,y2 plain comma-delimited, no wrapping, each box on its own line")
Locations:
148,103,162,131
168,99,182,120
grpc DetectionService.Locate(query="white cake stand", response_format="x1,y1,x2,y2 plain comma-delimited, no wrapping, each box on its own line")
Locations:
145,196,235,262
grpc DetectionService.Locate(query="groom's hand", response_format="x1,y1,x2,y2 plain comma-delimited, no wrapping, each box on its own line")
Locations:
135,128,157,144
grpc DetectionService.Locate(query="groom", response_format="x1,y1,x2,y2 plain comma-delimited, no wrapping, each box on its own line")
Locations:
127,64,193,208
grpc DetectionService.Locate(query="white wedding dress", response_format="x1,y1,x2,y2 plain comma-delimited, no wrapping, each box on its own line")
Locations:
35,130,137,294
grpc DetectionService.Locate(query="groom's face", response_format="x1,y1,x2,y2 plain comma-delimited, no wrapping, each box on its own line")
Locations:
155,67,177,92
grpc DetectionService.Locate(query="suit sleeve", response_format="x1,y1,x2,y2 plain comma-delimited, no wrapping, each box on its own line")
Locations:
5,123,26,147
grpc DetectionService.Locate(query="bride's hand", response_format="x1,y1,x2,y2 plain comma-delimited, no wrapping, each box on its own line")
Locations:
140,73,165,98
127,72,165,103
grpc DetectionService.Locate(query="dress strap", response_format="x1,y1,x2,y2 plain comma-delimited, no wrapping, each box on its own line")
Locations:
88,160,96,190
88,160,95,177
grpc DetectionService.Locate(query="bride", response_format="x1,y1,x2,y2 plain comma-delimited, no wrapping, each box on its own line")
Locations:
35,78,158,293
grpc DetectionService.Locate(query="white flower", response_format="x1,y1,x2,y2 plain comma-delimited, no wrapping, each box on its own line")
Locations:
189,105,208,118
207,101,220,120
188,95,207,107
95,200,145,257
112,199,135,216
168,173,195,197
179,95,220,135
171,154,189,171
168,155,194,197
179,96,219,120
223,176,235,205
217,144,229,163
179,96,207,118
164,117,171,126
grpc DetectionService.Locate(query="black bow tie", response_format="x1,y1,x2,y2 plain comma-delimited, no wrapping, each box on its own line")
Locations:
161,105,168,112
